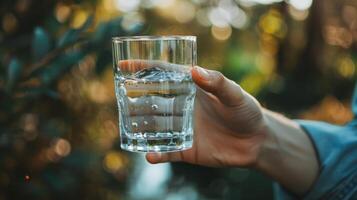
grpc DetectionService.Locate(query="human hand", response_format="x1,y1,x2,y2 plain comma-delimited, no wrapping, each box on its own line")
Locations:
146,66,267,167
118,60,318,195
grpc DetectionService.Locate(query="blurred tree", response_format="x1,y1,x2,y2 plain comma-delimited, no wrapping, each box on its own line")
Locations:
0,0,140,199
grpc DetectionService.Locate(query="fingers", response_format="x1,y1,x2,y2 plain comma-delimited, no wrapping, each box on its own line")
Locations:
191,66,245,106
146,152,183,164
118,60,245,106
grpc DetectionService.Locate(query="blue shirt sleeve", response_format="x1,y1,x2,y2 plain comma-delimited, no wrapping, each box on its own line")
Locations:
275,83,357,200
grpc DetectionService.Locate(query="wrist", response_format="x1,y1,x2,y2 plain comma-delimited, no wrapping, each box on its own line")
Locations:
252,109,319,195
254,109,281,170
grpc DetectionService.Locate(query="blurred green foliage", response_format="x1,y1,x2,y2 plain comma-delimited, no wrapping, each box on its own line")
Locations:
0,0,140,199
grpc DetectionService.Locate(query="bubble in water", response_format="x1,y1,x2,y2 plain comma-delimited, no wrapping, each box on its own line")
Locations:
132,122,138,128
151,104,158,110
144,121,148,125
145,100,149,104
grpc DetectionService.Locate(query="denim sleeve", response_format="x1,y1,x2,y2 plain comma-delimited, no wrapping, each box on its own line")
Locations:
274,83,357,200
274,120,357,200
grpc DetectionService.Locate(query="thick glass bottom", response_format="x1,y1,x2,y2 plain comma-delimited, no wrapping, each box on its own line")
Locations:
120,132,193,152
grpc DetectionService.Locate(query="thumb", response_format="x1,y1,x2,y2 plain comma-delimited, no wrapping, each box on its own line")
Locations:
191,66,245,106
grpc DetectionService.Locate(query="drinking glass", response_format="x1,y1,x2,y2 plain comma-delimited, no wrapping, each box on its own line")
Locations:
112,36,197,152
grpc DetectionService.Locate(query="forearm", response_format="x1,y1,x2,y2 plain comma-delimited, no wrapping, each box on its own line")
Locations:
256,109,319,196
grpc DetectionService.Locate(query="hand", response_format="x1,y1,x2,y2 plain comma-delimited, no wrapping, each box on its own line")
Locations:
118,60,318,195
146,66,268,167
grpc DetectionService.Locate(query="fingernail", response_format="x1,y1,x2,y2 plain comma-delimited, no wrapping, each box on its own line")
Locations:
155,153,162,161
195,66,210,81
146,153,161,164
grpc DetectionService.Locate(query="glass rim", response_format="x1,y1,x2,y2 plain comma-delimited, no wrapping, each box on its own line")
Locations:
112,35,196,42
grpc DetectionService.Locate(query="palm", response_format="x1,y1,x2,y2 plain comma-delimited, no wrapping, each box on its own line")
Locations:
167,88,266,167
146,66,266,168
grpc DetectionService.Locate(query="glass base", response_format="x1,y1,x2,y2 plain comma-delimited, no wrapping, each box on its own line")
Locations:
120,132,193,152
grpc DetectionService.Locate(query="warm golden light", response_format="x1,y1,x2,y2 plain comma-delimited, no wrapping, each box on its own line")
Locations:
55,3,72,23
337,56,355,78
2,13,17,33
46,148,61,162
87,81,111,103
154,0,177,19
174,1,195,23
323,25,353,48
71,9,89,28
115,0,140,12
301,96,354,125
288,5,309,21
259,9,286,38
255,54,276,75
103,151,126,173
53,138,71,157
239,74,265,95
211,25,232,41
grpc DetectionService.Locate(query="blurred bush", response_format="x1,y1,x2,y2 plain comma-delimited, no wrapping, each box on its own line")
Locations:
0,0,356,200
0,0,141,199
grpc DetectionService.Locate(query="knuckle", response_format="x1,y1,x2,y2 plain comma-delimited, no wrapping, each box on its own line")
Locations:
212,70,226,85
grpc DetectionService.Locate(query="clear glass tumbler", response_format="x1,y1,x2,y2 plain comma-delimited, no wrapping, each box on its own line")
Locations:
112,36,197,152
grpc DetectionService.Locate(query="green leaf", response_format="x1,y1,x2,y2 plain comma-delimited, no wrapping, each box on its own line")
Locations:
6,58,22,91
92,17,123,44
57,16,93,48
32,27,51,61
57,29,79,48
92,22,111,44
79,15,93,31
19,87,59,98
40,51,85,85
95,49,111,74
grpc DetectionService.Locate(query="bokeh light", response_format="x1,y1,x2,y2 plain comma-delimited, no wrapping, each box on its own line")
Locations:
55,3,72,23
301,96,354,124
209,7,231,28
151,0,176,9
2,13,17,33
288,0,313,11
211,25,232,40
288,5,309,21
22,113,38,141
103,151,127,173
115,0,141,12
87,80,111,104
196,8,211,27
174,1,196,23
121,12,145,31
259,9,286,38
239,0,282,6
323,25,353,48
71,9,89,28
337,56,356,78
53,138,71,157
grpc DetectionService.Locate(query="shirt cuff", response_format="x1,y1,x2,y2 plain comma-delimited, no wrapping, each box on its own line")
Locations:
274,120,357,200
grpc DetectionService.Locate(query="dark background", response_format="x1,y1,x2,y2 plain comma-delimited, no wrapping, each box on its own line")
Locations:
0,0,356,199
